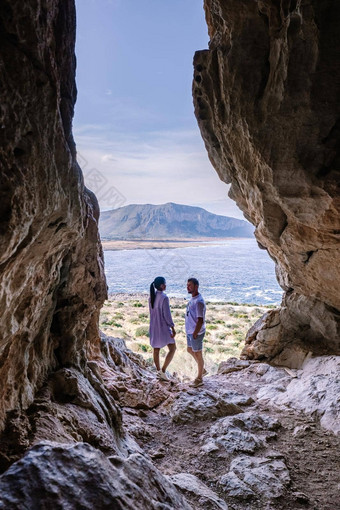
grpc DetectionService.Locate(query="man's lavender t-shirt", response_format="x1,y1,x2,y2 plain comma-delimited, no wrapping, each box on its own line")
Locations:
149,291,175,348
185,293,206,335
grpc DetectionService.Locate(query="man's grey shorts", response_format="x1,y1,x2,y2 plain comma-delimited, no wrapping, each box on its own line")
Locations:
186,332,205,352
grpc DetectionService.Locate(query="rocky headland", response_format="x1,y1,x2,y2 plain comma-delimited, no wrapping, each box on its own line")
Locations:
0,0,339,508
99,203,253,241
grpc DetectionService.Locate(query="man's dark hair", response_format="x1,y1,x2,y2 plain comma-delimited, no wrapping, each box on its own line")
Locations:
187,277,199,287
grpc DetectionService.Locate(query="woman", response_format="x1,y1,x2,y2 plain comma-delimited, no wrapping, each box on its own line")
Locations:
149,276,176,381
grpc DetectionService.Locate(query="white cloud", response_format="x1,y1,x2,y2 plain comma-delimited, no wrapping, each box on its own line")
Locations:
75,125,245,219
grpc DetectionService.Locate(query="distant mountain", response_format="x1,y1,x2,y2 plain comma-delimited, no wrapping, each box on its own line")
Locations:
99,203,253,240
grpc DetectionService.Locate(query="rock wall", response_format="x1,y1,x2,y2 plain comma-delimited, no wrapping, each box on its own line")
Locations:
0,6,195,507
0,0,107,432
193,0,340,360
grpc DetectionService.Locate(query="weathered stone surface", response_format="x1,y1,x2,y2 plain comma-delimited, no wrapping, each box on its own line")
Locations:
241,309,283,361
0,0,107,432
170,389,251,423
270,345,313,370
96,335,174,410
219,472,255,501
201,412,280,454
170,473,228,510
0,365,128,473
220,454,290,500
0,442,192,509
258,355,340,434
222,356,340,434
194,0,340,356
218,357,253,374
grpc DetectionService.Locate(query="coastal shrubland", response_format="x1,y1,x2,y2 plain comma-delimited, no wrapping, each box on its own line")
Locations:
100,295,273,378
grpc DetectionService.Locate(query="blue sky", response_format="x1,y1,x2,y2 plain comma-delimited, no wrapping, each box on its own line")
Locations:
74,0,244,218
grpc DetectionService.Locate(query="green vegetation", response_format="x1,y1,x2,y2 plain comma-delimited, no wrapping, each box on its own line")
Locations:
129,318,140,324
137,343,152,353
102,318,123,327
99,296,268,378
204,346,214,354
135,326,149,337
137,312,148,323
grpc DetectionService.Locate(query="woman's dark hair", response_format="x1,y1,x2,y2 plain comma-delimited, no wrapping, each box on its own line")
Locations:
150,276,166,308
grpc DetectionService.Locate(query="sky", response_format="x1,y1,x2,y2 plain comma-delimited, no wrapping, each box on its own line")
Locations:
74,0,244,219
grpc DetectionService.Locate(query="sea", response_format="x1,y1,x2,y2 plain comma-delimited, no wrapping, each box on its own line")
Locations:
103,238,283,305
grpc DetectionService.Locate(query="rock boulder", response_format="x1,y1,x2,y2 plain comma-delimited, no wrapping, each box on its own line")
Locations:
0,442,192,509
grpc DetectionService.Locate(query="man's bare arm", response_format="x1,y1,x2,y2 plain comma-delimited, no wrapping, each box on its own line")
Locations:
193,317,203,339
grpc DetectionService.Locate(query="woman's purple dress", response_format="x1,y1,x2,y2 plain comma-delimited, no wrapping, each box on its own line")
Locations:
149,291,175,348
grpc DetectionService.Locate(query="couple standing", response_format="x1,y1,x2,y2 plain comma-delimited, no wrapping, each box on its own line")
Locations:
149,276,206,388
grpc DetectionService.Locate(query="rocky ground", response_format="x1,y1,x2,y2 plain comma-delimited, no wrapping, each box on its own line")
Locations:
0,335,339,509
121,352,340,510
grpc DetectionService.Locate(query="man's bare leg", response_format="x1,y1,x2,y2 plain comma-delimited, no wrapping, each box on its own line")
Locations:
187,346,204,380
187,346,196,360
162,343,176,372
194,350,204,380
153,348,161,371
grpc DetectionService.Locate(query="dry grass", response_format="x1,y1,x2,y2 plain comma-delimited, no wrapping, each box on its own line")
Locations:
100,294,273,379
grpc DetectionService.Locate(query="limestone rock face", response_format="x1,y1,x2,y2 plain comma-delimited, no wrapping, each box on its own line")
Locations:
194,0,340,356
170,388,253,423
0,1,107,431
220,454,291,501
97,335,174,410
0,442,192,510
0,364,125,473
170,473,228,510
201,412,280,454
257,355,340,434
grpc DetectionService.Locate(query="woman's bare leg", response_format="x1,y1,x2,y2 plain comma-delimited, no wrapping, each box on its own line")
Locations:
153,348,161,371
162,343,176,372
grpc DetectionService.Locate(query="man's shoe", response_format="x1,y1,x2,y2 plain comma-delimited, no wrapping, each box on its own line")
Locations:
203,368,208,376
190,378,203,388
157,370,169,381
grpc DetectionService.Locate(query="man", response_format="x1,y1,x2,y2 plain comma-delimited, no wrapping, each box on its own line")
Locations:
185,277,206,387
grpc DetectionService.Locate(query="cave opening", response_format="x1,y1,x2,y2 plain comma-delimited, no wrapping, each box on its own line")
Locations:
73,0,283,375
0,2,339,504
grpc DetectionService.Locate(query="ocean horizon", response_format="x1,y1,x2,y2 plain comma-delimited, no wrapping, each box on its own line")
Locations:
103,238,283,305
